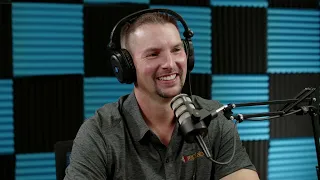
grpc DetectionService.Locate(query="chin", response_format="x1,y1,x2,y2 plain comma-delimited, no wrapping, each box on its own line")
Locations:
157,87,182,99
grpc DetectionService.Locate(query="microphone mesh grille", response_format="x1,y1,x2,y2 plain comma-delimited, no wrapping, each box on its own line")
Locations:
170,94,196,125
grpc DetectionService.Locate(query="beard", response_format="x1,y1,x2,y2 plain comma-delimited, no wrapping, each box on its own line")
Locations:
156,74,185,98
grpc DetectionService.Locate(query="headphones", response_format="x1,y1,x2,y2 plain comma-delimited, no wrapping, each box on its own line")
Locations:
107,8,195,84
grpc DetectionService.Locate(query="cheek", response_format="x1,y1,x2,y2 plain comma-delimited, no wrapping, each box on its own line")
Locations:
137,63,157,78
176,53,188,68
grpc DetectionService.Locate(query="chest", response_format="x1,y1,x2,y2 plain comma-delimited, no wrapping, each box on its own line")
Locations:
109,134,213,180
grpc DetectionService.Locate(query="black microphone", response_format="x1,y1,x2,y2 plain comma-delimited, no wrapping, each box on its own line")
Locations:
170,94,208,143
170,93,237,164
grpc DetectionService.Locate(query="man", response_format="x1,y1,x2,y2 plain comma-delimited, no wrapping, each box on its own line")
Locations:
64,10,260,180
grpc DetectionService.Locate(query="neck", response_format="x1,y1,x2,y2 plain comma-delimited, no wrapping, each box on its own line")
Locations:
134,88,177,146
134,88,175,127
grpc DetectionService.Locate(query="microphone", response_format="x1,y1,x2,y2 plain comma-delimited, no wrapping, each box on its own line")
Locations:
170,93,237,164
170,94,208,143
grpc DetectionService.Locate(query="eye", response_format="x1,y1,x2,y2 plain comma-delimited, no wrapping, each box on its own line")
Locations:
146,52,159,57
172,47,182,53
147,53,158,57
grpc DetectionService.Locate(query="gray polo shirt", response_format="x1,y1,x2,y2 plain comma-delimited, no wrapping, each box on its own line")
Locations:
64,92,256,180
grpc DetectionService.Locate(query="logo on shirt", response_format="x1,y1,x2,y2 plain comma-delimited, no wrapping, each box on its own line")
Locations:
181,151,204,163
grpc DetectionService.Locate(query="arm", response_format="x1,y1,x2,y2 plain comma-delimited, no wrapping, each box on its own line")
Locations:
64,118,109,180
221,169,259,180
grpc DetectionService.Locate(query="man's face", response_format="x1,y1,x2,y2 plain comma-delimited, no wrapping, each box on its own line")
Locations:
128,23,188,99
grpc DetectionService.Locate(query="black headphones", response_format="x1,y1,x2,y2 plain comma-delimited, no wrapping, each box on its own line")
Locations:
107,8,195,84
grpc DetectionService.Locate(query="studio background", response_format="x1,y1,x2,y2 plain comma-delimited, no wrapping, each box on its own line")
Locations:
0,0,320,179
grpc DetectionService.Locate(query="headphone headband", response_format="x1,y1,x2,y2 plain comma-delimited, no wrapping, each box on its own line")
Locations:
107,8,195,84
107,8,194,49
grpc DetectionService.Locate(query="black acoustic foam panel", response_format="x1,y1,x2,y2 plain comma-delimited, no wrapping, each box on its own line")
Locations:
0,155,15,180
182,73,212,100
212,6,267,74
84,3,149,77
11,0,83,3
242,140,268,180
14,75,84,153
269,73,320,138
268,0,318,8
150,0,210,7
0,3,12,78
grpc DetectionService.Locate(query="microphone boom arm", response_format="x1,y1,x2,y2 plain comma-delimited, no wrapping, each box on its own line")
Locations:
206,87,320,180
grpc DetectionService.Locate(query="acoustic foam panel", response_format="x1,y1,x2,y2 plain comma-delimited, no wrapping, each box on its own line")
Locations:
0,80,14,155
15,153,56,180
182,73,212,99
267,8,320,73
0,3,12,79
211,75,270,141
84,3,149,77
11,0,83,4
13,75,84,153
268,0,319,8
12,2,84,76
212,6,267,74
268,137,318,180
0,155,15,180
242,140,268,180
269,73,320,138
84,0,149,3
211,0,268,7
84,77,133,119
150,0,210,7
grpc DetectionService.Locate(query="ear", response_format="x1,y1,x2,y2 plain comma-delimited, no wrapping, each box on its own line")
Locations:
109,49,136,84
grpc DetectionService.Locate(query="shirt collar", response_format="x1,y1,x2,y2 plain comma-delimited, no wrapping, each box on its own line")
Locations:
121,91,150,142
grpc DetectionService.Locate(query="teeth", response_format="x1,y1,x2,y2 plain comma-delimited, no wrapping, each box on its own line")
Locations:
159,74,176,81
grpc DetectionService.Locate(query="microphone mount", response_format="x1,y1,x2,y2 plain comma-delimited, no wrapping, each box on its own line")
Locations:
226,87,317,122
188,87,320,178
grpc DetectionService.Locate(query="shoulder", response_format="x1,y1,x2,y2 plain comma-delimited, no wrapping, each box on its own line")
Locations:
81,94,129,136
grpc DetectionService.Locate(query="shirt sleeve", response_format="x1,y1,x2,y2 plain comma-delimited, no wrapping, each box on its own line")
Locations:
213,118,257,179
64,116,109,180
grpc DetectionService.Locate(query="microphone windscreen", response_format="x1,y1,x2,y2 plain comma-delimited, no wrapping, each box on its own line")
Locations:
170,94,195,125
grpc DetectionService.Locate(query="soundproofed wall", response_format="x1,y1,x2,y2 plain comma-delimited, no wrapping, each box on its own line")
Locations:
0,0,319,179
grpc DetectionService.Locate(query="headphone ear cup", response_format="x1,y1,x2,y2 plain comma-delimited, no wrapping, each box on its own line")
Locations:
109,49,136,84
182,39,195,72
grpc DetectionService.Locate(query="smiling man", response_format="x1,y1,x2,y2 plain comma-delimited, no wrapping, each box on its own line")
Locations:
64,9,260,180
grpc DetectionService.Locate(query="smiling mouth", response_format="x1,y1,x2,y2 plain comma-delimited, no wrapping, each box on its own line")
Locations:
157,74,177,81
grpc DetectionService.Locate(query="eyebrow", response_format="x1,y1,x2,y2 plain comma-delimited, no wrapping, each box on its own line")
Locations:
143,47,161,54
173,42,184,48
143,42,184,53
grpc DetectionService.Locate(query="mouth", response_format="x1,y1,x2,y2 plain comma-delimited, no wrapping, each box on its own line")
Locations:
157,74,177,81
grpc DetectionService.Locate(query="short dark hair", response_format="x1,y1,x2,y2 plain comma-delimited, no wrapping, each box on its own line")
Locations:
120,12,179,50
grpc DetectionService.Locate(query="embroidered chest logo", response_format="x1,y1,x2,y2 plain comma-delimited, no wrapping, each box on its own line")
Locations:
181,151,204,163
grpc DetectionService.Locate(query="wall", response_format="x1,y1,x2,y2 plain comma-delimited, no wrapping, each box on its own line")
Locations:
0,0,319,179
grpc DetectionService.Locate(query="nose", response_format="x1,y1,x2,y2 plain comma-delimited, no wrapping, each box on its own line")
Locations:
162,52,174,69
